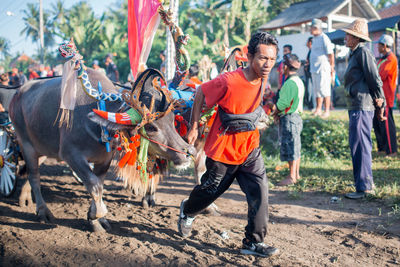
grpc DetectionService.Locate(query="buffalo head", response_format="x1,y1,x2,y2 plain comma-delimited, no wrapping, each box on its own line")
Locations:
88,69,195,169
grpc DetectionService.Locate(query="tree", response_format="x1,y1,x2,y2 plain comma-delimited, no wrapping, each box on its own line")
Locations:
0,37,10,60
266,0,303,19
21,3,55,59
370,0,396,9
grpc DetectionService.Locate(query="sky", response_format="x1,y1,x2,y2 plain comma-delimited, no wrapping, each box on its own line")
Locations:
0,0,115,57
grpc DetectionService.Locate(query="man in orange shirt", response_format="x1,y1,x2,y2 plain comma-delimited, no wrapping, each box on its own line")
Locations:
179,32,279,257
373,34,398,156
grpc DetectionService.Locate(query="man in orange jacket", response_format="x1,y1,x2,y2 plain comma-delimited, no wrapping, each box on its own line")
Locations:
373,34,398,156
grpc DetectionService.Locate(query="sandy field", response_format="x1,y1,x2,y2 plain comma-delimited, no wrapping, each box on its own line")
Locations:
1,158,399,266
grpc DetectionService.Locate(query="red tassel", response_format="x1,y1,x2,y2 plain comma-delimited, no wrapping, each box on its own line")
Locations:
179,123,187,136
118,151,131,168
127,148,137,166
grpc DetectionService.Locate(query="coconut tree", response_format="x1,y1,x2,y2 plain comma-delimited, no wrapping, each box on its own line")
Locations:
0,37,10,60
21,2,55,61
52,1,103,59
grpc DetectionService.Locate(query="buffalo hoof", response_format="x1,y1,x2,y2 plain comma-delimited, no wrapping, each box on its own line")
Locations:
141,198,149,209
99,217,111,231
19,181,33,207
202,203,220,216
37,206,55,223
90,218,111,232
141,195,156,209
90,219,106,232
19,192,33,207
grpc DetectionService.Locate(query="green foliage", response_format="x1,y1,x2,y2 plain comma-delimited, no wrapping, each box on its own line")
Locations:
370,0,396,9
16,0,275,78
21,3,55,55
261,113,350,161
266,0,303,18
261,110,400,207
0,37,10,59
301,115,350,160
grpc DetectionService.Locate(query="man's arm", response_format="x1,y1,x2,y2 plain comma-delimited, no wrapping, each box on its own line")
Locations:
187,86,205,144
359,48,386,121
328,53,335,74
115,68,119,82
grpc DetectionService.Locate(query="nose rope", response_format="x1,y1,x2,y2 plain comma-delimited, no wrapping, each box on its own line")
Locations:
139,134,194,159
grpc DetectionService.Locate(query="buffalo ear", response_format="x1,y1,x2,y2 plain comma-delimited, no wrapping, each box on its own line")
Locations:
88,112,136,131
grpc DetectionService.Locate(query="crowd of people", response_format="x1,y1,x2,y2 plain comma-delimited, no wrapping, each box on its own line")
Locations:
270,18,398,191
0,65,60,87
176,17,398,257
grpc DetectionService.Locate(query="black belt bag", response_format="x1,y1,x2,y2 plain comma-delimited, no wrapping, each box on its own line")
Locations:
218,105,265,135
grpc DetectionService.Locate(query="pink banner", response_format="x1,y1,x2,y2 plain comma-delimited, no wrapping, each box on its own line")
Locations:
128,0,161,80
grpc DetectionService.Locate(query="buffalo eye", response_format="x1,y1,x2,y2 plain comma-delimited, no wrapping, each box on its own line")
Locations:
144,124,158,132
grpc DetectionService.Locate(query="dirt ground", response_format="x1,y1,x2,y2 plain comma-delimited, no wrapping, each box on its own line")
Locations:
0,158,399,267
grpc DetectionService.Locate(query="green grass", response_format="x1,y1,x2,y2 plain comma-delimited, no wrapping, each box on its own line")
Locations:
261,110,400,207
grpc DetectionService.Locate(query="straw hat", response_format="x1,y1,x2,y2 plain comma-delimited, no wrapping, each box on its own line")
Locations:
342,18,371,42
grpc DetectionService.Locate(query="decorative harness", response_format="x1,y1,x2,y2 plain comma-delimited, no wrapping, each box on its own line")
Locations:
59,39,122,102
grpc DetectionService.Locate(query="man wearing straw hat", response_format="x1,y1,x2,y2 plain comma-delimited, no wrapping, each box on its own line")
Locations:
342,19,386,199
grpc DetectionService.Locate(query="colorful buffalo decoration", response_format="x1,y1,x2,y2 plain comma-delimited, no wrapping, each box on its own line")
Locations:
10,40,195,232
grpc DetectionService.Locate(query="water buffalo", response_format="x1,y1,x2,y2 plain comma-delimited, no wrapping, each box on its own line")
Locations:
9,68,194,231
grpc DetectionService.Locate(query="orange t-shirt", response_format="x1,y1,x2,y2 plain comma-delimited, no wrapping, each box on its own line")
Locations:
201,68,261,165
378,52,398,108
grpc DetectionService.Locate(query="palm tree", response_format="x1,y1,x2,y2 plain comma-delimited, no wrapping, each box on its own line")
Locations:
0,37,10,60
21,3,55,59
53,1,103,58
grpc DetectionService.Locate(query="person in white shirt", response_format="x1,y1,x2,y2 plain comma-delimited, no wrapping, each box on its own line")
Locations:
309,18,335,118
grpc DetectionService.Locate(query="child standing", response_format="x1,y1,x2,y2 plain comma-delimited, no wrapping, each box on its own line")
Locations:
273,54,305,186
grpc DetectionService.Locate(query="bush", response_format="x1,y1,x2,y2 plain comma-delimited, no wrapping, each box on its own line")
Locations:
260,114,351,161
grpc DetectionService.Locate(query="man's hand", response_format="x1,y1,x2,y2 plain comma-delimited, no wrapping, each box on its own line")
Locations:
270,105,280,124
376,107,387,122
375,98,384,108
187,123,198,145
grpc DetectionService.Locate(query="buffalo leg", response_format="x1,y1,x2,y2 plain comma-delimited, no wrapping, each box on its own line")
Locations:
65,156,108,223
141,193,156,209
90,162,112,231
19,180,33,207
194,149,207,185
19,144,55,222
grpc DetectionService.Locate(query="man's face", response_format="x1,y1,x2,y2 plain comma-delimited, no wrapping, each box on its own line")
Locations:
344,33,359,49
248,44,277,80
377,43,386,54
283,47,291,55
310,26,320,36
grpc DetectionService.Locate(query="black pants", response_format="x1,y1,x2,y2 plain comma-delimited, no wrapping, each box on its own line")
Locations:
373,107,397,154
184,148,268,243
